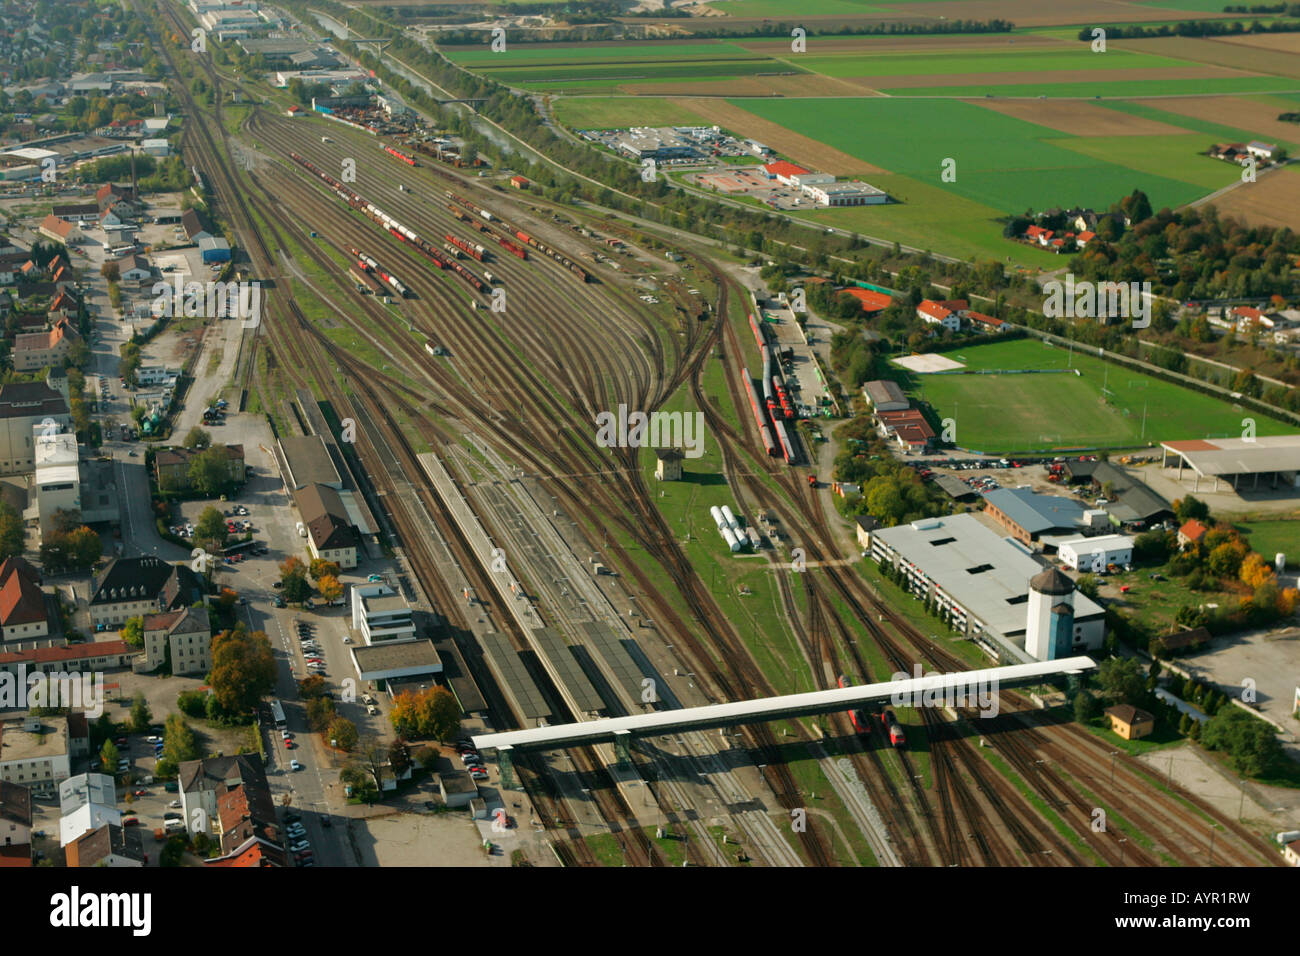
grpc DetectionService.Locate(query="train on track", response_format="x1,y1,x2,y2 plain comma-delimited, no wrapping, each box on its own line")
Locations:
741,367,776,458
347,246,409,298
445,234,485,261
288,152,486,294
445,189,589,282
383,144,417,166
408,139,485,169
838,675,870,734
881,707,906,748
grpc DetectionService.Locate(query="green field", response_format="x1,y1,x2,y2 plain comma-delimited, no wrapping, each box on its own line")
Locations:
734,97,1212,214
798,47,1197,78
449,41,763,67
895,338,1294,453
1233,519,1300,566
551,96,712,130
1100,99,1300,151
877,77,1297,97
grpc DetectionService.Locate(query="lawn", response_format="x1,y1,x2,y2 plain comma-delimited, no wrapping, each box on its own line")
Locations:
1233,518,1300,567
735,96,1216,214
894,338,1294,453
551,96,711,130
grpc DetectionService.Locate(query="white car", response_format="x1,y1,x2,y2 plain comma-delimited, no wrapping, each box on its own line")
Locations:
290,760,303,771
289,840,310,852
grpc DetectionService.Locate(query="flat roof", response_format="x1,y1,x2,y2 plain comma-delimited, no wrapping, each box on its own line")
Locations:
874,514,1104,638
478,631,550,722
1057,534,1133,551
1162,435,1300,477
934,474,977,499
431,633,487,714
530,627,605,715
473,657,1096,751
352,639,441,674
280,434,342,488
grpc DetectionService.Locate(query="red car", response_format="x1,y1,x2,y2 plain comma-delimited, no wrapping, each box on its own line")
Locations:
132,789,148,796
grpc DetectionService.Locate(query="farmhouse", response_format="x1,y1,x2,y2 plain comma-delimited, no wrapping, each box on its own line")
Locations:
916,299,964,331
1247,141,1278,161
965,311,1005,333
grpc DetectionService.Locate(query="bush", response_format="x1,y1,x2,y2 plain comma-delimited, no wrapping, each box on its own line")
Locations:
177,690,207,718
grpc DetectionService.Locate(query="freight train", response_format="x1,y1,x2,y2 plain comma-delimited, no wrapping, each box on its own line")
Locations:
741,367,777,458
445,234,485,261
410,139,485,169
347,247,409,298
444,189,589,282
288,153,485,294
881,707,906,748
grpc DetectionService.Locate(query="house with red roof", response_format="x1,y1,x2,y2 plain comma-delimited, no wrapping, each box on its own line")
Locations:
1177,519,1209,550
38,215,79,245
0,557,47,642
965,311,1005,333
916,299,963,331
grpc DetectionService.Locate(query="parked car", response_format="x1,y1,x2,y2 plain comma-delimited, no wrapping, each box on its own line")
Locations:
290,760,303,771
289,840,310,852
469,767,489,781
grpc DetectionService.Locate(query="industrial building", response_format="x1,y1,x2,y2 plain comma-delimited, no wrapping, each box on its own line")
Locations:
613,127,697,161
350,584,415,644
870,513,1105,662
862,379,908,412
351,640,443,687
1160,435,1300,492
1057,534,1134,572
800,179,888,206
982,486,1104,548
1064,460,1172,527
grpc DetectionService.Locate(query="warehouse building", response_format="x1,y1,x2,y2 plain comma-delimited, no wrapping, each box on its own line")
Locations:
613,127,696,161
1065,460,1172,527
862,379,908,412
982,486,1097,548
198,236,231,263
870,513,1105,662
801,179,888,206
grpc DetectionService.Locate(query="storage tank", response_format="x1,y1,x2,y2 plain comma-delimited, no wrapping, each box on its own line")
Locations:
721,526,742,552
709,505,726,530
720,505,740,531
1276,553,1287,573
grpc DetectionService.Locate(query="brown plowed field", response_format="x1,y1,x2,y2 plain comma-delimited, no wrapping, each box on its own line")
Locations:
1213,33,1300,54
1206,167,1300,231
737,34,1068,54
1134,96,1300,147
1113,36,1300,79
672,96,889,175
876,65,1259,90
882,0,1244,27
971,98,1195,136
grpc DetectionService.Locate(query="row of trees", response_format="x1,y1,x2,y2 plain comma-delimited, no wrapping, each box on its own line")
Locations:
278,556,344,605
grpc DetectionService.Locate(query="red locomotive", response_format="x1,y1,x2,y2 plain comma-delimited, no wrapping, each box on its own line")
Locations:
881,707,906,748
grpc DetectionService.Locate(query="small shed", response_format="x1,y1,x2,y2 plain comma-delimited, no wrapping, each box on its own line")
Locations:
655,448,683,481
1105,704,1155,740
437,770,477,809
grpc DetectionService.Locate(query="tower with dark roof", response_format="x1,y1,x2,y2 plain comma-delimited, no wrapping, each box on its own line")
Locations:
1026,567,1076,660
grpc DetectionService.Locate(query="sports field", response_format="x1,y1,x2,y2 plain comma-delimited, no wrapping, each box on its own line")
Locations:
894,338,1293,453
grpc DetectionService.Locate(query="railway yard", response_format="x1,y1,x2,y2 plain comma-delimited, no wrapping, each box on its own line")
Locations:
51,0,1290,875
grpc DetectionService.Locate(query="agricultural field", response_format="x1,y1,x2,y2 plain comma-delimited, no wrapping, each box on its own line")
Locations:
891,338,1294,454
549,97,711,130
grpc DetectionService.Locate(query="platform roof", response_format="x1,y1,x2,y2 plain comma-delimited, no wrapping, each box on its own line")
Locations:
478,631,550,722
472,656,1095,751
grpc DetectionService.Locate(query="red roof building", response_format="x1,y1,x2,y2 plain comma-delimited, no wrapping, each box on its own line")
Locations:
965,311,1005,331
1177,519,1209,548
876,408,935,450
762,160,810,183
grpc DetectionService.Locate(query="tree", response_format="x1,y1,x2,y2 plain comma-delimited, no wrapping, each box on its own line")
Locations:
1074,690,1099,724
100,739,119,774
183,426,211,450
188,445,231,498
100,261,120,282
208,627,276,716
305,697,335,732
414,745,438,770
1207,541,1247,579
0,502,24,561
1076,573,1101,599
297,675,327,699
121,616,144,648
389,739,412,779
309,558,340,581
1173,495,1210,523
327,717,358,752
316,574,343,604
429,686,461,743
1200,707,1284,777
279,556,311,604
1097,657,1146,706
193,506,228,553
129,692,152,733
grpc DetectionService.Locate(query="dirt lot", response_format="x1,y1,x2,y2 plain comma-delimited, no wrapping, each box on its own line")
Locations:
1214,32,1300,55
972,98,1194,137
670,97,888,176
1133,95,1300,147
869,65,1257,90
1205,166,1300,233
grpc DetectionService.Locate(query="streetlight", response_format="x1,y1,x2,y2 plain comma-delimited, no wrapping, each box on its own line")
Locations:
1109,750,1119,786
1117,837,1128,865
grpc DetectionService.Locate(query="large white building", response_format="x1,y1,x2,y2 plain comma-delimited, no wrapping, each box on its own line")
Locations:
802,180,888,206
59,772,120,847
1057,534,1134,573
350,584,415,645
871,513,1105,662
0,717,72,796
